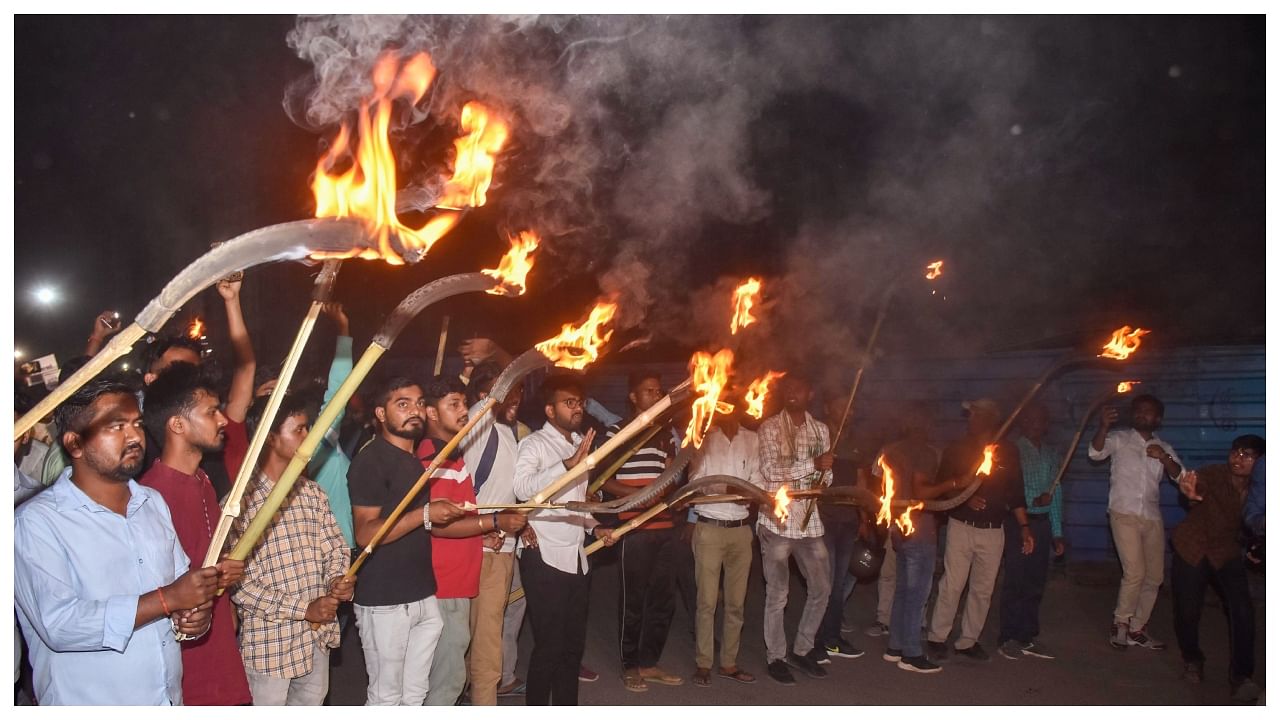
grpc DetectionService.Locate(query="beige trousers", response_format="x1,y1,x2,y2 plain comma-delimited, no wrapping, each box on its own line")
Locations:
1108,511,1165,628
692,522,754,670
927,520,1005,649
468,551,515,706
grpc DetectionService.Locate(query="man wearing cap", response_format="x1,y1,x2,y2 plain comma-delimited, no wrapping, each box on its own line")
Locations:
926,398,1034,663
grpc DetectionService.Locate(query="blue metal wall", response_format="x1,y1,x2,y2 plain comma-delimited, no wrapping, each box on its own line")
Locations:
582,345,1265,563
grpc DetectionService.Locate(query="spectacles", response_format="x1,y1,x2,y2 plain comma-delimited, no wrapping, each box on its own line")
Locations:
558,398,584,410
1229,448,1259,459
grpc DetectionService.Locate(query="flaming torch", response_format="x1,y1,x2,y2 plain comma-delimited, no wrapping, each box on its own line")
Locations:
744,370,785,420
774,485,793,524
534,301,618,370
482,231,539,295
729,277,763,335
684,349,735,449
1098,326,1150,360
186,317,205,340
925,260,944,280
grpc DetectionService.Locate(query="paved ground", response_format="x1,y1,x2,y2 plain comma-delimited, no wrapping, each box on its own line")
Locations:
328,546,1267,706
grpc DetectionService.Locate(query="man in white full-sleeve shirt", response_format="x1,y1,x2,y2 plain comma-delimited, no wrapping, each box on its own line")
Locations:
1089,393,1183,651
513,374,616,705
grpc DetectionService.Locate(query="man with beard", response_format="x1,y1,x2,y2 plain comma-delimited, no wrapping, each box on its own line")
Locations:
139,363,251,705
755,372,833,684
1089,394,1183,651
347,375,467,705
418,376,527,705
14,379,219,704
514,374,616,705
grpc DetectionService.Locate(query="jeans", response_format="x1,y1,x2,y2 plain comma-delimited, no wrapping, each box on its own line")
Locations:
817,518,860,644
425,598,471,706
1171,554,1255,680
245,645,329,706
353,596,444,705
759,528,831,662
521,548,590,705
888,514,937,658
998,514,1052,644
617,527,679,669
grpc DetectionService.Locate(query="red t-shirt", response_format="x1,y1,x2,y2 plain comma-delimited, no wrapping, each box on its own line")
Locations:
139,461,252,706
223,419,249,484
417,438,482,600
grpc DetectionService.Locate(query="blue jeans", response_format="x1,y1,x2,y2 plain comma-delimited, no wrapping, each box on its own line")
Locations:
888,514,937,658
817,518,860,645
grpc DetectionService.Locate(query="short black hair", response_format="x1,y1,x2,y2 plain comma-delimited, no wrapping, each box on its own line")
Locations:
147,335,204,372
53,378,137,451
540,373,585,407
423,375,467,406
254,363,282,390
372,374,422,408
780,371,811,389
143,362,220,443
1231,434,1265,457
245,390,314,439
1130,394,1165,417
466,360,503,407
627,370,662,393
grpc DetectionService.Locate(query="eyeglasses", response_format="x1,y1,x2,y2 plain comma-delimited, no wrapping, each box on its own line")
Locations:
1229,448,1259,459
557,398,584,410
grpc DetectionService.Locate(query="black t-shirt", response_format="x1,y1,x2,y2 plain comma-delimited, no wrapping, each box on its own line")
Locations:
347,434,437,606
938,435,1026,527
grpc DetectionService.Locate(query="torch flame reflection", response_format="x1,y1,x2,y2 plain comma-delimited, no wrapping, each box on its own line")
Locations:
483,231,540,295
1098,326,1150,360
729,277,762,335
743,371,785,420
773,485,792,523
925,260,944,280
977,444,997,476
683,349,735,448
1117,380,1140,393
534,302,617,370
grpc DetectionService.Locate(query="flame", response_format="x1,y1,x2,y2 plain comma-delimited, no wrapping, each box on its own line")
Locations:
1098,326,1150,360
683,349,735,448
1116,380,1140,394
437,102,511,210
874,455,896,530
896,502,924,535
773,485,792,523
729,277,762,335
925,260,944,280
744,371,785,419
187,317,205,340
534,302,618,370
976,444,997,476
483,231,540,295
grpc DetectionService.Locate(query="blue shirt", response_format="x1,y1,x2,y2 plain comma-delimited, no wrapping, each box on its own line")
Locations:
1244,455,1265,535
14,469,190,705
1016,436,1064,538
310,335,356,547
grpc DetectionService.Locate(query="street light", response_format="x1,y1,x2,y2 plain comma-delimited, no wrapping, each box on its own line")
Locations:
33,285,60,306
14,348,23,361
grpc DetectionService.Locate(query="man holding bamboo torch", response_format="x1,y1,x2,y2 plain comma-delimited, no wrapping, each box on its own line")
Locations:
346,375,467,706
513,374,616,705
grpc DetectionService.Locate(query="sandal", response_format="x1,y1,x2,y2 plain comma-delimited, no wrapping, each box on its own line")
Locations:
693,668,712,687
640,667,685,686
717,667,757,684
623,671,649,693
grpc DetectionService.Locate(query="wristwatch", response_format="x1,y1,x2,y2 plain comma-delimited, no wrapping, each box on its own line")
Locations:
422,505,433,531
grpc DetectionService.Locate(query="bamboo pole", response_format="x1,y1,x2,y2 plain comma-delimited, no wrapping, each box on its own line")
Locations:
433,315,450,376
586,423,664,496
1042,389,1117,503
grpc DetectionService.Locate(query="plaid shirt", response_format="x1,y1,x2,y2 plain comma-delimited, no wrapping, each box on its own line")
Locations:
756,411,829,539
230,472,349,678
1016,436,1064,538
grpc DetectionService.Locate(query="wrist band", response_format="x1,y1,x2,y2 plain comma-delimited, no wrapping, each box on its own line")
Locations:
491,513,499,532
157,586,172,616
422,505,432,531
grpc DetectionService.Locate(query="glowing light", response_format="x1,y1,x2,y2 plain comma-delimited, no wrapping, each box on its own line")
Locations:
1117,381,1140,393
744,371,785,420
33,286,59,305
977,444,997,476
774,485,792,523
482,231,540,296
729,277,762,335
1098,326,1150,361
683,349,734,448
535,302,618,370
925,260,944,280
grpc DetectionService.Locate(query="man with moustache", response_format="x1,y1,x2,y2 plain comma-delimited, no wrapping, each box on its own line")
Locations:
139,363,252,705
347,375,468,705
14,380,220,705
513,374,616,705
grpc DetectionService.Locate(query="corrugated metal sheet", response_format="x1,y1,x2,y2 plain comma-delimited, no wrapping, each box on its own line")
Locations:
580,345,1264,563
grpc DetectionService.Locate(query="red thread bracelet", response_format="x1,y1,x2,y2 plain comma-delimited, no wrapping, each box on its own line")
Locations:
157,586,172,615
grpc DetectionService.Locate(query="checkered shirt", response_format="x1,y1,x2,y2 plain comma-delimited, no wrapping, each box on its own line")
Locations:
756,411,830,539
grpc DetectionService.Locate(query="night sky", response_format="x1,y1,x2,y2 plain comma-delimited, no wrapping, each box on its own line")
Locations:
14,16,1264,386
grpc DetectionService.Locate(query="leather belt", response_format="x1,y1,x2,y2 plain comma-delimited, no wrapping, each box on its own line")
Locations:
697,516,749,529
958,519,1002,530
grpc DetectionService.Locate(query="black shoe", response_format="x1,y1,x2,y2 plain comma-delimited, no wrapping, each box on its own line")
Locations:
787,651,828,679
882,647,903,662
809,646,832,665
823,637,866,659
897,655,943,674
927,640,950,662
955,643,990,662
767,659,796,686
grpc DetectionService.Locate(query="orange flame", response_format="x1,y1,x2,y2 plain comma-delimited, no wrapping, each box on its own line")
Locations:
1098,326,1150,360
744,371,785,420
437,102,511,210
976,444,997,476
875,455,896,529
896,502,924,535
773,485,792,523
483,231,540,295
729,277,762,335
925,260,944,280
1116,380,1140,394
187,317,205,340
534,302,618,370
683,349,735,448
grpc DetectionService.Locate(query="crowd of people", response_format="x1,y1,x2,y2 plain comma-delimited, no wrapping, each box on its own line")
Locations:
12,280,1267,706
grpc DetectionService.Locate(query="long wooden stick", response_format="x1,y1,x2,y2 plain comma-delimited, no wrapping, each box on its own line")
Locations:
433,315,450,376
586,423,664,495
16,323,148,436
1043,390,1116,502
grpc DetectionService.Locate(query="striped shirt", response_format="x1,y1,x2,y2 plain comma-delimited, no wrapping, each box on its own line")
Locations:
604,422,679,531
1015,437,1064,537
231,472,349,679
419,437,482,599
757,411,830,539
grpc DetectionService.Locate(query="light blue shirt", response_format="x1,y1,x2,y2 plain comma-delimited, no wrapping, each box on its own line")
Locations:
14,468,190,705
310,335,356,547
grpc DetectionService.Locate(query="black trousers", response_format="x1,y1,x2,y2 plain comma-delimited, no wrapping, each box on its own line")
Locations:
1171,553,1255,680
998,514,1052,644
617,526,679,669
520,548,590,705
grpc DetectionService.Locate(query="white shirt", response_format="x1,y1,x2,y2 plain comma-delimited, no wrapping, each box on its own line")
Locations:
513,422,598,575
1088,427,1182,521
461,399,520,553
689,426,761,521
